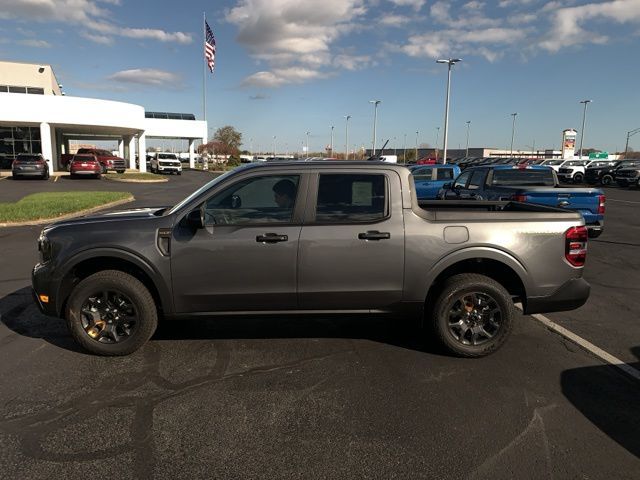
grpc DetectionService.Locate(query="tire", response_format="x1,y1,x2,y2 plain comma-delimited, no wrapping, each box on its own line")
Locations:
177,171,182,175
429,273,515,357
601,174,612,186
66,270,158,356
588,229,602,239
101,165,107,175
573,172,583,184
116,170,125,174
95,173,101,179
70,173,76,179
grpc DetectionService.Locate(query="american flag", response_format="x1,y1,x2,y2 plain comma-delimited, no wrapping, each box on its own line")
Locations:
204,20,216,73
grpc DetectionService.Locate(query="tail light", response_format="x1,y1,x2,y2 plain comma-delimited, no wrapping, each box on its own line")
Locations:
512,194,527,202
597,194,606,214
565,226,588,267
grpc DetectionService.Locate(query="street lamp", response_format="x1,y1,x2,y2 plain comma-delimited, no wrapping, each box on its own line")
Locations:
415,130,419,162
579,99,592,158
403,133,407,164
436,58,461,164
393,136,397,156
510,113,518,157
369,100,381,156
625,127,640,154
435,127,440,163
344,115,351,159
465,121,471,157
273,135,277,157
305,131,310,158
330,125,334,157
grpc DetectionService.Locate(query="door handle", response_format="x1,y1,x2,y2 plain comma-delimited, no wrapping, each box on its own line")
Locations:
358,231,391,241
256,233,288,243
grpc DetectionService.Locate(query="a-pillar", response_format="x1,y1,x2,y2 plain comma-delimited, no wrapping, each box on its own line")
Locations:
118,138,124,159
188,139,196,169
126,135,136,170
40,122,54,173
137,133,147,172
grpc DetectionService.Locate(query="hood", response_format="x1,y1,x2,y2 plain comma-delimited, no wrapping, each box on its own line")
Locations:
46,206,169,230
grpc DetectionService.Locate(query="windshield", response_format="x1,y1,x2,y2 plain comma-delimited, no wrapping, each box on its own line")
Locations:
618,161,640,169
166,170,238,215
565,161,587,166
491,169,555,186
158,153,177,159
543,160,564,166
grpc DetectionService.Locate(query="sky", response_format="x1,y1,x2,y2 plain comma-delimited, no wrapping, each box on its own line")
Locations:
1,0,640,155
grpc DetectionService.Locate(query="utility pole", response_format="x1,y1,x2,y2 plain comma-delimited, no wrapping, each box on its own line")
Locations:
510,113,518,157
465,121,471,157
403,133,407,164
415,130,419,162
625,128,640,154
344,115,351,160
579,99,592,158
369,100,381,155
330,125,334,157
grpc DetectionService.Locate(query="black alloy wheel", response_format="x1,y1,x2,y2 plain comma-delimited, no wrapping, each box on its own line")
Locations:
573,172,583,183
430,273,514,357
66,270,157,355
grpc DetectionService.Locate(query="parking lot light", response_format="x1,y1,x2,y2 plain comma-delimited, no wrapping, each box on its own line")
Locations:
579,99,592,158
436,58,461,165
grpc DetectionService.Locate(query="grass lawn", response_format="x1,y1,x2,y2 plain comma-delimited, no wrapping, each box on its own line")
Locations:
104,172,160,180
0,191,133,223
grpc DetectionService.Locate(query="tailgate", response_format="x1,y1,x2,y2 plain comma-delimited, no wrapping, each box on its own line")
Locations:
519,188,602,221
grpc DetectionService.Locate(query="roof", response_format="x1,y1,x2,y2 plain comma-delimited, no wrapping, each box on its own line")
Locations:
237,160,412,171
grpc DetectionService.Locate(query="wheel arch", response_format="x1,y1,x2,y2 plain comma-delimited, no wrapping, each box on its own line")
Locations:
56,249,171,318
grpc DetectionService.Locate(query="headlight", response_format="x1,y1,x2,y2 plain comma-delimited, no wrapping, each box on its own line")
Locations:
38,231,52,263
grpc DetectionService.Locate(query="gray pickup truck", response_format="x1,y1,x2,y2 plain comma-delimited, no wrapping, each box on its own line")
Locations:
32,162,590,357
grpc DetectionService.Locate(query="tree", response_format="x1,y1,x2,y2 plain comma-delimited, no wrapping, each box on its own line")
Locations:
213,126,242,152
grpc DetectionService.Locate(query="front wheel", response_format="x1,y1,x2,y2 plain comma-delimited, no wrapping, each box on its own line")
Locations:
116,170,125,174
429,274,514,357
573,173,584,183
601,174,613,186
66,270,158,356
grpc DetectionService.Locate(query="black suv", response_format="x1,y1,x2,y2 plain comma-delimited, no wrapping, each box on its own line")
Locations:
615,161,640,188
585,160,639,186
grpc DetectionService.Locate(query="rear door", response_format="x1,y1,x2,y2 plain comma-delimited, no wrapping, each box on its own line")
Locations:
297,170,405,310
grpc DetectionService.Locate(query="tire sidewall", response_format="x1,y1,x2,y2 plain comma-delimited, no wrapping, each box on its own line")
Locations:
66,271,157,355
601,174,612,186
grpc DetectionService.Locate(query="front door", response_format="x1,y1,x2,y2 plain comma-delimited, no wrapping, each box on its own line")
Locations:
171,173,305,313
298,171,405,310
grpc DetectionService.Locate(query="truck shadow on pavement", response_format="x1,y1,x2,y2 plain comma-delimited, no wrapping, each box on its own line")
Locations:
0,286,437,356
561,347,640,459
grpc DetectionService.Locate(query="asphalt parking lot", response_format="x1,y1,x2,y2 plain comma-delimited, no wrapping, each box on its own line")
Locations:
0,170,639,479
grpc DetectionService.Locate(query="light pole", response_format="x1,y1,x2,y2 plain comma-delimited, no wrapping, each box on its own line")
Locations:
273,136,277,157
415,130,419,162
435,127,440,162
369,100,381,156
625,127,640,154
249,138,253,157
578,99,592,158
403,133,407,164
330,125,334,157
344,115,351,159
305,131,310,158
393,136,397,156
510,113,518,157
436,58,461,164
465,121,471,157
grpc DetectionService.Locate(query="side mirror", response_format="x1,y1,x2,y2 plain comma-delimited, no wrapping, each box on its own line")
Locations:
186,207,204,229
442,182,452,190
231,195,242,209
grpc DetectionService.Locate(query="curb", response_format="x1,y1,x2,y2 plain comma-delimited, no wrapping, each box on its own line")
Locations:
104,176,167,183
0,196,135,228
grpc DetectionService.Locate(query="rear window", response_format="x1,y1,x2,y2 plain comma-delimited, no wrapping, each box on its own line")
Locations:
17,154,41,161
315,174,387,223
73,155,96,162
491,169,555,186
436,169,454,180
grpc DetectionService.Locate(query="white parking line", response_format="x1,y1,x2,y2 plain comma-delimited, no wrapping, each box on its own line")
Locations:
530,313,640,382
607,198,640,205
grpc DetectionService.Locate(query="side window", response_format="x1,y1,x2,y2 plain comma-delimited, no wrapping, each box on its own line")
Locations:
412,167,432,180
436,168,454,181
453,171,472,189
468,170,486,190
204,175,299,225
315,174,386,223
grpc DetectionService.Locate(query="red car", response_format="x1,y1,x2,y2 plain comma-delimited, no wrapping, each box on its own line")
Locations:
61,148,126,173
69,154,102,179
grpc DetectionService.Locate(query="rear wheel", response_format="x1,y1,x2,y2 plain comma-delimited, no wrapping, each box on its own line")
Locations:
66,270,158,356
601,174,613,186
116,170,125,174
429,274,514,357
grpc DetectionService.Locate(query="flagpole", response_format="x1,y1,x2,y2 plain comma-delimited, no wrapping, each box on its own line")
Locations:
202,11,207,124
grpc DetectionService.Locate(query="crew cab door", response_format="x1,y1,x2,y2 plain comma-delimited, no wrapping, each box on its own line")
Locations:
297,170,405,310
170,172,307,313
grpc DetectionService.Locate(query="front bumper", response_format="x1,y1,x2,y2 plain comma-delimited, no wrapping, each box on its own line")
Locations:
524,277,590,315
32,262,60,317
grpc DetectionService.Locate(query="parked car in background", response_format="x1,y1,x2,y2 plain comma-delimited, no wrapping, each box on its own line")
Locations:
540,159,568,172
11,153,49,180
410,164,461,200
69,154,101,179
584,160,639,186
62,148,126,173
151,152,182,174
557,160,590,183
614,162,640,188
438,165,606,237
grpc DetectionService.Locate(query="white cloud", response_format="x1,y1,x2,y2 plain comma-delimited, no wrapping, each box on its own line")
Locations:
0,0,192,44
430,0,501,28
18,39,52,48
80,31,114,45
108,69,183,87
227,0,367,87
379,14,414,27
333,54,374,70
388,0,426,11
540,0,640,51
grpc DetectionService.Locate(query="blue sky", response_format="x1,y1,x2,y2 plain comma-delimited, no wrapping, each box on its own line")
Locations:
2,0,640,154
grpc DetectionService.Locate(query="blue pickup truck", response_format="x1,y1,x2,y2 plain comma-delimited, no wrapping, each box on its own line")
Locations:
409,164,461,200
438,165,606,237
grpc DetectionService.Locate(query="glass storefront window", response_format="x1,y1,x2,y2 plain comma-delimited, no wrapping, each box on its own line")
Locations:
0,126,43,166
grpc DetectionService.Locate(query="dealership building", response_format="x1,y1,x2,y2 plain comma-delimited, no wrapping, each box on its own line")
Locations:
0,60,207,172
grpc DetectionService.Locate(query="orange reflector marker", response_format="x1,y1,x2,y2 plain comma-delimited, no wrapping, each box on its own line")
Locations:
39,294,49,303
